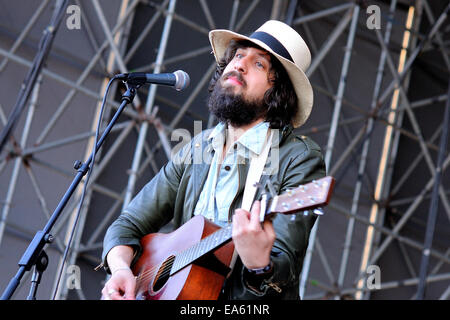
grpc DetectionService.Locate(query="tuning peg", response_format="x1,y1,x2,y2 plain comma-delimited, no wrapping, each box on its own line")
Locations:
313,208,324,216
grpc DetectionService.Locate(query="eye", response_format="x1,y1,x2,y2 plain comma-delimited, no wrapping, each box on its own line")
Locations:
256,61,265,69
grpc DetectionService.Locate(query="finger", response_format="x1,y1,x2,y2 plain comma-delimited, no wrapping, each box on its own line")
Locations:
232,209,249,238
262,220,276,241
102,286,118,300
249,201,262,228
233,209,250,228
101,288,111,300
108,288,124,300
234,208,250,221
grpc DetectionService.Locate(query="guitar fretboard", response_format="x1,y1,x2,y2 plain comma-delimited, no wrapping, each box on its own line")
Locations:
170,224,233,275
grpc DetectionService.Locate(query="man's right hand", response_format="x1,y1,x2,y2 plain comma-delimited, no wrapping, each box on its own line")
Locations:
102,267,136,300
101,245,136,300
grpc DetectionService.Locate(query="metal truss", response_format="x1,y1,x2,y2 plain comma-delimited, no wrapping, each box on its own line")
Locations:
0,0,449,300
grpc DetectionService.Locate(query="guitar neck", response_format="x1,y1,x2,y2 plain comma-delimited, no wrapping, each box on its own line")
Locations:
170,176,335,275
171,223,233,275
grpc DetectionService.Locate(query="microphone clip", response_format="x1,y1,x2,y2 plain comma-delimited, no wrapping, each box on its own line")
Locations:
115,73,145,86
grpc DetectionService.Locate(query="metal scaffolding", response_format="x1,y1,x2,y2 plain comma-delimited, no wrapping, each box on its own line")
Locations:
0,0,449,300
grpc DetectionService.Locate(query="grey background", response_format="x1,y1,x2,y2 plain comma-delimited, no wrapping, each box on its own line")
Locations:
0,0,448,300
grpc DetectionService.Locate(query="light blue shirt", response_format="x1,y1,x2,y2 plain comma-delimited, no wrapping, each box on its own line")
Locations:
193,121,270,226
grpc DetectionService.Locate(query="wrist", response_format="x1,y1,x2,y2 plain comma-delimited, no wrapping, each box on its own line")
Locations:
111,266,131,275
246,260,273,275
243,260,277,295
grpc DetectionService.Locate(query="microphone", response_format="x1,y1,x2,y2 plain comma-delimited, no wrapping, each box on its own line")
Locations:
116,70,190,91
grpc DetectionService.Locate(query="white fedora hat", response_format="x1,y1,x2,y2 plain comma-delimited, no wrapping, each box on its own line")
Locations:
209,20,313,128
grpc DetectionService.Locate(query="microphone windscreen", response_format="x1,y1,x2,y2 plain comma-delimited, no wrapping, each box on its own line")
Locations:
174,70,190,91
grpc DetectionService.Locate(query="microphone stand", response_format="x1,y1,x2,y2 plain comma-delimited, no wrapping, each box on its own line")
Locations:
1,80,139,300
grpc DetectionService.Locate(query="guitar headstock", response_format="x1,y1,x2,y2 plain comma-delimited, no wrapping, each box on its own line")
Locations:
268,176,335,216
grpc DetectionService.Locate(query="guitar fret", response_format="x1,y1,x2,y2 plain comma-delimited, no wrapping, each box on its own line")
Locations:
187,246,194,265
199,235,206,260
171,223,237,274
193,240,201,260
172,252,181,273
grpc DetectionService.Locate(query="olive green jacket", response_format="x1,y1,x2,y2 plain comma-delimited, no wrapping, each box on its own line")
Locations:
102,125,326,299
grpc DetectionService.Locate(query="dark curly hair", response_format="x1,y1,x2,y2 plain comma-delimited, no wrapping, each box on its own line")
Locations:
208,39,298,129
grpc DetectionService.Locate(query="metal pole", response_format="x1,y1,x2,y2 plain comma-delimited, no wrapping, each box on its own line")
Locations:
375,24,450,222
123,0,170,64
306,8,353,78
0,0,50,73
122,0,177,209
54,0,136,299
0,75,42,244
377,3,450,107
391,124,443,197
328,200,450,265
415,78,450,299
293,2,354,26
300,3,360,299
0,0,69,154
337,0,398,289
34,0,141,145
354,152,450,285
355,3,421,298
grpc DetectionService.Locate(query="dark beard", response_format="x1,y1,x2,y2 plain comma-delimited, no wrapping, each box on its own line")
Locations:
207,74,267,127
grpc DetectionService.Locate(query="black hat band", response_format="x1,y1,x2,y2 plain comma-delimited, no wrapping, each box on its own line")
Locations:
250,31,294,63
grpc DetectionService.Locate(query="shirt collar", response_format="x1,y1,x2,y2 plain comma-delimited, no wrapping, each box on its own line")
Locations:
237,121,269,156
208,121,270,157
208,122,226,153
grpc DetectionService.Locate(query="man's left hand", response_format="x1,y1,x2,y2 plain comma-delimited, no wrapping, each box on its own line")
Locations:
232,201,276,269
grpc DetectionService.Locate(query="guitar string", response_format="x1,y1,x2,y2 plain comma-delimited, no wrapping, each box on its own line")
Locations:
134,233,219,288
133,246,209,294
134,256,174,294
134,237,211,292
134,257,172,293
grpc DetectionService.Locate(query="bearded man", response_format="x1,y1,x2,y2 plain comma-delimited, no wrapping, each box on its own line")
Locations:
101,20,326,300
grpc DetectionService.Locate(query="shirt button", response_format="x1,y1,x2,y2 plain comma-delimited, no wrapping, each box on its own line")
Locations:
224,165,231,171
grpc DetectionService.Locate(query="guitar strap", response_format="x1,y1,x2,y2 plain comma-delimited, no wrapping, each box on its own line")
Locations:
227,128,274,274
241,128,274,211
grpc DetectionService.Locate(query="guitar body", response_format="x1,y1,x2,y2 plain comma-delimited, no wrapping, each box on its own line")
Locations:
132,215,235,300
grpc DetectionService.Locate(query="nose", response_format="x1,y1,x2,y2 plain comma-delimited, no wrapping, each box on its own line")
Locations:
234,57,247,74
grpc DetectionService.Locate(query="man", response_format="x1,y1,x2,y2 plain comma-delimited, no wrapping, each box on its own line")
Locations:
101,20,326,300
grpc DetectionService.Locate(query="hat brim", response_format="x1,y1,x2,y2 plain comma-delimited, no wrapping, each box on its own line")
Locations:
209,29,313,128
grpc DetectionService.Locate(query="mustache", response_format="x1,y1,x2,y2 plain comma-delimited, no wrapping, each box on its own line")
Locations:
222,71,246,87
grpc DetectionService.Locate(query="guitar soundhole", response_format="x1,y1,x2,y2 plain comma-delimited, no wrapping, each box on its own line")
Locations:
152,255,174,292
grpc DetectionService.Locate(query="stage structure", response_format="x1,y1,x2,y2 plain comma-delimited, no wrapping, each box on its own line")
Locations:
0,0,449,300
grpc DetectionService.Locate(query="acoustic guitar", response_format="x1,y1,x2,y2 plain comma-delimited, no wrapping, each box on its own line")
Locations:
131,176,335,300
